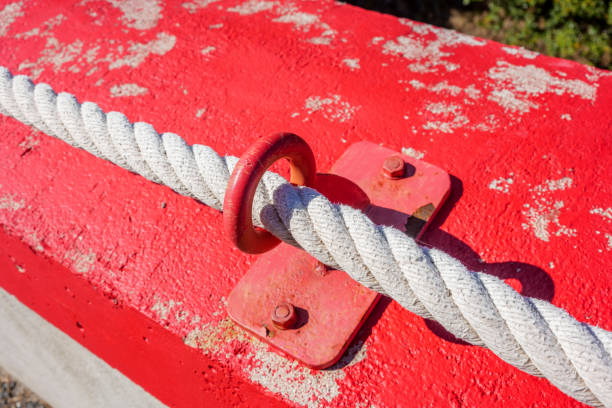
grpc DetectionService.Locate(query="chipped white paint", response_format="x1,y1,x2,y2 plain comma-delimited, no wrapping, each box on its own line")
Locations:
561,113,572,121
0,194,25,210
227,0,276,15
430,81,462,96
201,45,216,56
304,95,358,123
151,297,182,321
488,62,597,103
523,201,576,242
65,248,96,274
342,58,360,71
488,89,538,114
15,14,66,39
106,0,162,30
605,233,612,251
19,39,84,79
501,46,538,60
530,177,573,194
408,79,425,89
18,132,40,150
247,343,344,408
273,9,318,27
383,37,432,71
473,114,499,132
182,0,219,14
150,296,199,325
23,231,45,253
382,21,485,73
590,207,612,222
109,32,176,69
83,8,105,26
399,19,486,46
273,4,336,45
371,36,383,45
308,26,335,45
401,147,425,160
406,79,481,100
16,26,175,78
423,102,468,133
195,108,206,118
110,83,149,97
354,403,378,408
209,23,223,29
184,307,369,408
489,174,514,194
522,177,577,242
0,1,23,37
584,64,612,82
464,84,482,99
83,45,101,64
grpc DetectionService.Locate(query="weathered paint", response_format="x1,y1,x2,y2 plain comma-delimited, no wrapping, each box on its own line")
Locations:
0,0,611,407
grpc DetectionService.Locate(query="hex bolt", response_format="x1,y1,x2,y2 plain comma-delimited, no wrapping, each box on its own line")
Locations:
382,155,405,179
272,302,297,330
312,259,329,276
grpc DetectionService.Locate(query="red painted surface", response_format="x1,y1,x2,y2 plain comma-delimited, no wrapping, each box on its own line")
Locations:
1,0,611,407
0,229,287,408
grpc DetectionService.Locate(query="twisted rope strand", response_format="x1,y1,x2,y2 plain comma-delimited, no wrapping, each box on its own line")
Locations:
1,66,610,407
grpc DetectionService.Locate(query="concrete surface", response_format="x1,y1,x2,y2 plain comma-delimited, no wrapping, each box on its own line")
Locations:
0,0,611,407
0,365,49,408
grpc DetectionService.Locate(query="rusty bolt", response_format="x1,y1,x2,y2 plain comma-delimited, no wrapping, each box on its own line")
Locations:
382,155,405,179
272,302,297,330
312,259,329,276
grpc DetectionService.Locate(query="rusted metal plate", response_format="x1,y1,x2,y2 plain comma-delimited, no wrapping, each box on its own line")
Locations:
227,244,378,369
226,142,451,368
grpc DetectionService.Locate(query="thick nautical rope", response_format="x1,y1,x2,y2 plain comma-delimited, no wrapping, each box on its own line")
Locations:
1,66,611,407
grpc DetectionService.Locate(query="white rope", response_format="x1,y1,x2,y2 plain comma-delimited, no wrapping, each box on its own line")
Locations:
1,66,611,407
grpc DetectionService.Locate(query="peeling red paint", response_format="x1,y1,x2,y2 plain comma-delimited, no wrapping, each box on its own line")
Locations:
1,0,611,407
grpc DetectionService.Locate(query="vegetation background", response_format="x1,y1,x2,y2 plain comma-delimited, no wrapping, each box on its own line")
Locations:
345,0,612,70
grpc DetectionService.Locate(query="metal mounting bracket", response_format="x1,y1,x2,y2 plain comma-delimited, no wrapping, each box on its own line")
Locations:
227,141,451,368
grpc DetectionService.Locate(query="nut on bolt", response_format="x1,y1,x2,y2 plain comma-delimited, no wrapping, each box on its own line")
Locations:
272,302,297,330
382,155,405,179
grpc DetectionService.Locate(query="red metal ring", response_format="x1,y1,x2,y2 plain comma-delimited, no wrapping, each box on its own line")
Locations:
223,132,317,254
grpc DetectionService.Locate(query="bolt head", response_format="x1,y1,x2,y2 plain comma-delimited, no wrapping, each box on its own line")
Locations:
272,302,297,329
382,155,405,179
311,259,329,276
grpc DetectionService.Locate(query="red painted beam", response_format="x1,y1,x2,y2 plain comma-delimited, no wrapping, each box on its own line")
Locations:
0,228,287,407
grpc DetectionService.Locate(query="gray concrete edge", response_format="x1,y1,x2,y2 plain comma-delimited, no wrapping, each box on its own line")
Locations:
0,287,166,408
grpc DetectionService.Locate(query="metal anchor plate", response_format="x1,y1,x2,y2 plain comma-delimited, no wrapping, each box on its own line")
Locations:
227,141,451,368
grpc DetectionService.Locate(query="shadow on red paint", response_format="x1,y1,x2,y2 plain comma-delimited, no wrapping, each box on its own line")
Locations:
326,295,393,370
420,175,555,345
283,173,555,351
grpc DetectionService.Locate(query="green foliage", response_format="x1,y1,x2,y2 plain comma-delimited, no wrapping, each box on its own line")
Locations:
465,0,612,69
